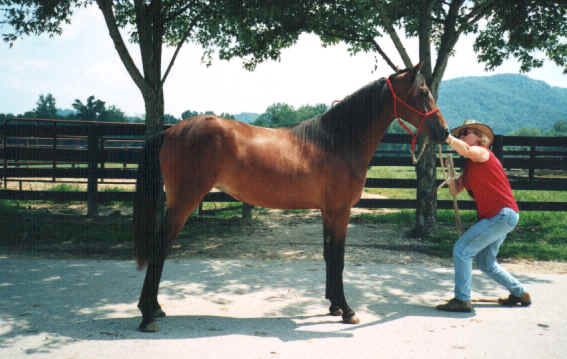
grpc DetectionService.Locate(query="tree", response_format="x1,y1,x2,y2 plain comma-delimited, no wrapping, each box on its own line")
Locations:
252,103,327,128
163,114,178,125
253,103,297,128
180,110,234,121
1,0,313,135
219,112,236,121
552,120,567,136
301,0,567,237
296,104,328,122
72,95,106,122
34,93,57,118
3,1,565,235
102,105,127,123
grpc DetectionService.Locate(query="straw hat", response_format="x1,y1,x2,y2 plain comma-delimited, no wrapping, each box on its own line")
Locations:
451,120,494,146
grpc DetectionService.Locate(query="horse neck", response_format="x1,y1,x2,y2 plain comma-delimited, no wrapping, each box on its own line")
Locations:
357,113,395,167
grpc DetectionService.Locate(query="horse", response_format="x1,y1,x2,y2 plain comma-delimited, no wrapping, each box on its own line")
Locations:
133,63,449,332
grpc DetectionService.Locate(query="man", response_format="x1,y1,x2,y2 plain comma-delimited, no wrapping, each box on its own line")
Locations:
436,120,531,312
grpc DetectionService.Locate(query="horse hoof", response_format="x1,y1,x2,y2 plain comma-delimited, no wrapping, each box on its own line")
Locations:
330,308,343,316
342,314,360,325
153,308,166,319
139,320,160,332
329,305,343,316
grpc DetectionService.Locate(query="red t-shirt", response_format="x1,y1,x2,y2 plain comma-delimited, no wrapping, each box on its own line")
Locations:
463,150,519,219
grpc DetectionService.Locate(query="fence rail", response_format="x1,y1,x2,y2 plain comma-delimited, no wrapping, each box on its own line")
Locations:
1,118,566,216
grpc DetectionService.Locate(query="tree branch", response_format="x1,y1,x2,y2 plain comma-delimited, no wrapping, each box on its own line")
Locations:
381,13,413,69
161,13,201,85
163,2,193,23
418,0,435,78
370,38,400,72
431,0,465,94
461,0,497,29
95,0,150,95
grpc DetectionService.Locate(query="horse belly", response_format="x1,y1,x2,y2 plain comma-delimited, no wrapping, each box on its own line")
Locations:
214,126,330,209
216,171,323,210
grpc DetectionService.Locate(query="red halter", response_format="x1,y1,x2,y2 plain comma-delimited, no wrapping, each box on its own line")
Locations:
386,77,440,152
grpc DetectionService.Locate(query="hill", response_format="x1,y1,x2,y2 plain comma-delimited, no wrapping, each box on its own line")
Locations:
234,112,259,123
438,74,567,135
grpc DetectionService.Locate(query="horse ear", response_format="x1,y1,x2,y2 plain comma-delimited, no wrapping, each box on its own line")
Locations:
409,62,424,88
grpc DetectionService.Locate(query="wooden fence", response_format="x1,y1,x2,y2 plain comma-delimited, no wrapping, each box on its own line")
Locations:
1,118,566,216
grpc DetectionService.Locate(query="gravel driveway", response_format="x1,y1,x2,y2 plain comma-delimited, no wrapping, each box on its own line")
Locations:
1,256,565,359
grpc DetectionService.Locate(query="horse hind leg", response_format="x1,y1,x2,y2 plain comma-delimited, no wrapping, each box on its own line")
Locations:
137,185,211,332
138,195,169,332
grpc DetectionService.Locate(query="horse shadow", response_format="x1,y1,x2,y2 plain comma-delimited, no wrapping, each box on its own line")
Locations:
86,313,353,342
0,256,551,355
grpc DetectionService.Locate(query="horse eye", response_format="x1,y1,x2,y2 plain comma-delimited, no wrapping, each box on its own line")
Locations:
420,89,429,97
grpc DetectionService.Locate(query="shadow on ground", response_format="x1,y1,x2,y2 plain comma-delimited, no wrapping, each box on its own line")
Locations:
0,257,550,355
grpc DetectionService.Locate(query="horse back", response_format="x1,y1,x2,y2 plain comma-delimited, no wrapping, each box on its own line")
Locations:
161,115,365,210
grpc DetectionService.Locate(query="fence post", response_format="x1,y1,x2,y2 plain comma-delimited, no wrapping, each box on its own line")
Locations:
2,127,6,189
87,124,99,217
242,202,253,220
493,135,504,161
529,145,535,183
52,121,56,183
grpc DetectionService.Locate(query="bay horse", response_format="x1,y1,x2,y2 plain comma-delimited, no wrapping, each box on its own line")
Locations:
133,63,449,332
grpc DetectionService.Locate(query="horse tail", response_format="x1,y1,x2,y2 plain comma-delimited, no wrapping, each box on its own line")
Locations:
133,131,165,270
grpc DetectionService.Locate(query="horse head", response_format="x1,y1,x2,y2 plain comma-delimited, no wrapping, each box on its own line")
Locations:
387,63,449,144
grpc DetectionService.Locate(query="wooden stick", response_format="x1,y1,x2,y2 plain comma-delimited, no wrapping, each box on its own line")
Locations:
438,145,463,235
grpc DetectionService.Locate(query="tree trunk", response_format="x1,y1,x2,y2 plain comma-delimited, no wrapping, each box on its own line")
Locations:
414,135,438,238
143,88,165,136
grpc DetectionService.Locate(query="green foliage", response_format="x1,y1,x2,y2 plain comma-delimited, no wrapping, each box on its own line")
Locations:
34,93,57,118
181,110,199,120
72,95,106,122
102,105,127,123
352,208,567,261
163,114,179,124
553,120,567,136
71,95,132,123
46,183,81,192
474,0,567,73
180,110,235,122
252,103,328,128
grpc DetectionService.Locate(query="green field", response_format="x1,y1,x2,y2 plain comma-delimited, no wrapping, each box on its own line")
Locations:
363,166,567,260
1,165,566,261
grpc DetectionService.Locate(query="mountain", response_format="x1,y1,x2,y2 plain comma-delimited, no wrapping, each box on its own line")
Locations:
234,112,260,123
438,74,567,135
56,109,75,117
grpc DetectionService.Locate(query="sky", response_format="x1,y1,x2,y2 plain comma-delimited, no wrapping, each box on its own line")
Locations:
1,6,566,118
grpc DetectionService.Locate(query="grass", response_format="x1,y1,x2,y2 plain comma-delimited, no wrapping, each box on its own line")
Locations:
359,165,567,261
1,174,566,261
0,200,132,244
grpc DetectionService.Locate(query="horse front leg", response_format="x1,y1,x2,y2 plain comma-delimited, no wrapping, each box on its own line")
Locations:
322,208,360,324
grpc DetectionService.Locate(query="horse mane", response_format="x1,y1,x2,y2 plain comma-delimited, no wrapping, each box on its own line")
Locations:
289,78,388,153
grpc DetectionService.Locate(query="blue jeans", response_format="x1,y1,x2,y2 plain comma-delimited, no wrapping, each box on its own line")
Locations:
453,207,525,301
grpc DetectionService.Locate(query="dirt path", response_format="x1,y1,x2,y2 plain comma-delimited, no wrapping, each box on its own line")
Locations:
3,204,567,358
4,202,567,274
1,257,567,359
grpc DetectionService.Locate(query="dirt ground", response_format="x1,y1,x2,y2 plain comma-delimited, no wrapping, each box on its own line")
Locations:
3,200,567,359
5,199,567,274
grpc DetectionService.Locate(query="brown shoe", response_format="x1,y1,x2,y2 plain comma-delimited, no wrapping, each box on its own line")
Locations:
436,298,473,312
498,292,531,307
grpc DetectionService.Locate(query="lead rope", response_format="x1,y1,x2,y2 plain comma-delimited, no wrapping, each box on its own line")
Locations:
437,144,463,235
411,137,428,164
